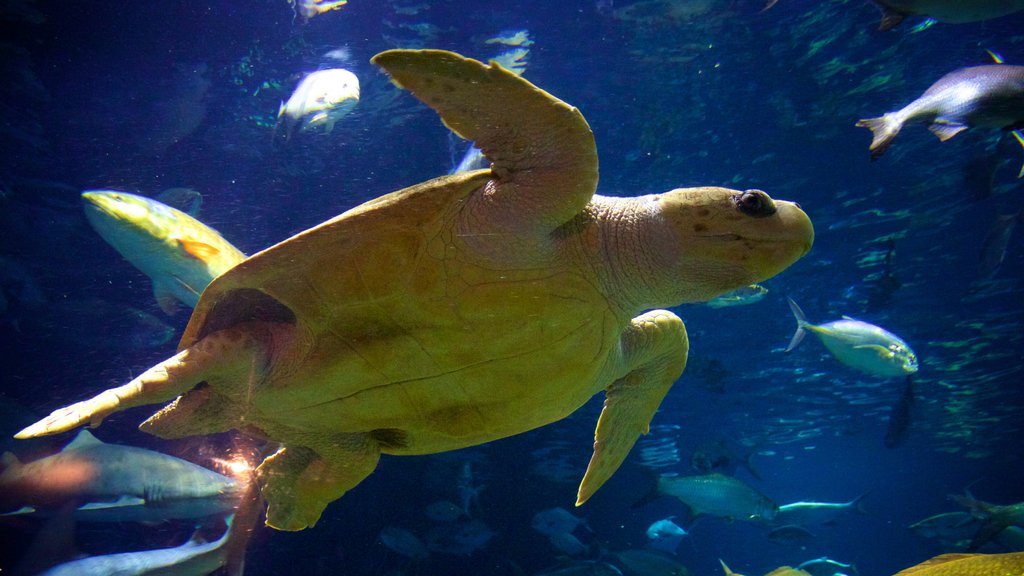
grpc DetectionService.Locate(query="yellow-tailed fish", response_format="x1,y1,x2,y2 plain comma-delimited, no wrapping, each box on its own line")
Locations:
82,190,246,314
786,298,918,378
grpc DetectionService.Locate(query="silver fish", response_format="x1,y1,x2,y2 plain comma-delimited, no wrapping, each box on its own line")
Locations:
856,65,1024,176
796,557,859,576
786,298,918,378
774,493,870,527
642,473,777,522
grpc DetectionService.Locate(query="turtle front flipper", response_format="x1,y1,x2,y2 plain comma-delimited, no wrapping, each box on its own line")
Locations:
576,310,688,506
257,435,380,531
372,49,598,232
15,326,267,440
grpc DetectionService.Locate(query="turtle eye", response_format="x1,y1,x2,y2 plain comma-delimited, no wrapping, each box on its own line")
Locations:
732,189,777,218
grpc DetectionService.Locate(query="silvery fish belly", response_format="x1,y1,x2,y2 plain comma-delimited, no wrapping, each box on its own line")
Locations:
857,65,1024,161
278,68,360,136
913,65,1024,129
816,319,917,378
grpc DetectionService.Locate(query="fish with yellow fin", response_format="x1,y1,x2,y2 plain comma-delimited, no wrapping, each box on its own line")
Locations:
82,190,246,314
891,552,1024,576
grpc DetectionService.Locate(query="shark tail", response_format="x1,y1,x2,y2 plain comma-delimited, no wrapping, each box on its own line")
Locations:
785,298,809,353
856,113,903,159
851,490,871,514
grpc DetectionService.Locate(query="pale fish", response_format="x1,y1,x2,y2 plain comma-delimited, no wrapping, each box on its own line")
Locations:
291,0,347,20
277,68,359,138
547,531,588,556
870,0,1024,31
786,298,918,378
856,65,1024,177
379,525,429,560
645,517,688,554
639,473,777,523
0,430,242,522
82,190,246,314
705,284,768,308
424,518,494,555
40,515,236,576
532,507,589,537
773,492,870,527
796,557,859,576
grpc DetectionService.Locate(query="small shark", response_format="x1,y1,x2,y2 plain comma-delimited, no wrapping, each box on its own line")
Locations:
40,514,236,576
81,190,246,314
0,430,242,522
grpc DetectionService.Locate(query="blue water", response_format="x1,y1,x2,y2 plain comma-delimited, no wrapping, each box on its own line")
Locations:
1,1,1022,575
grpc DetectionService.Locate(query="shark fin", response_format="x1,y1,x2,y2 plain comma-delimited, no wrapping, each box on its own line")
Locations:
2,451,23,471
178,239,221,262
77,496,146,511
154,283,180,315
64,429,104,451
928,121,967,142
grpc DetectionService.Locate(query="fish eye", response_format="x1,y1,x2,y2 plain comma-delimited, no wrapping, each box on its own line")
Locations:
732,189,777,218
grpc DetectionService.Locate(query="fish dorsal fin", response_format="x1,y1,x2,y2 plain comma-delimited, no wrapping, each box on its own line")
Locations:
177,238,221,262
875,3,906,31
841,315,859,321
78,496,146,511
894,554,981,576
1,451,23,473
928,122,967,142
156,187,203,217
64,429,103,451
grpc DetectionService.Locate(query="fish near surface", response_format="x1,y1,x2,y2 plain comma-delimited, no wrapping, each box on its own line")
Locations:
642,473,778,523
277,68,360,139
890,552,1024,576
856,65,1024,176
871,0,1024,30
82,190,246,314
0,430,240,521
786,298,918,378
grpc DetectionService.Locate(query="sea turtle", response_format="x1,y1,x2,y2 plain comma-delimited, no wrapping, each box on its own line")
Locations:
16,50,814,531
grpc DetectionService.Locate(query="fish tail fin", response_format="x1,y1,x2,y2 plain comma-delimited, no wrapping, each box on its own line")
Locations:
1011,129,1024,178
856,114,902,159
851,490,871,514
785,298,808,352
741,449,763,481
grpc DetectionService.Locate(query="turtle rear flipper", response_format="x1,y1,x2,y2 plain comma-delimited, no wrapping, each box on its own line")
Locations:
16,327,267,439
258,437,380,531
372,49,598,233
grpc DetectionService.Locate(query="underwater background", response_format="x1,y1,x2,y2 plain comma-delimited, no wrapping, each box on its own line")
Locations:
1,0,1022,575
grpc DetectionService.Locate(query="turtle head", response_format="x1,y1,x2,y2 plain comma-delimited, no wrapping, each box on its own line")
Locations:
645,186,813,304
